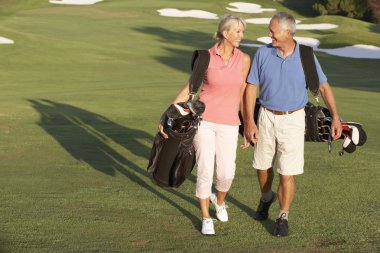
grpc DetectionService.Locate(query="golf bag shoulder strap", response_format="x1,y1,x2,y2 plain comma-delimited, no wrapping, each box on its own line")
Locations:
299,44,319,97
189,50,210,95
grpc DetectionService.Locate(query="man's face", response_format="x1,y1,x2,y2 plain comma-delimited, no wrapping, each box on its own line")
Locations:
268,19,290,48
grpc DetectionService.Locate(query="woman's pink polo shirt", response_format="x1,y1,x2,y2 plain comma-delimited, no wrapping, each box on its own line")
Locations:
199,44,244,126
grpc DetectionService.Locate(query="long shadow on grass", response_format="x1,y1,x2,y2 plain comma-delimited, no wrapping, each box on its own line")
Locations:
185,174,257,223
133,26,254,74
28,99,260,232
28,99,203,229
133,27,213,73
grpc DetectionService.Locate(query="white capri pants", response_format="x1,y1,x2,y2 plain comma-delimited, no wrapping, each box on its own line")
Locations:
193,121,239,199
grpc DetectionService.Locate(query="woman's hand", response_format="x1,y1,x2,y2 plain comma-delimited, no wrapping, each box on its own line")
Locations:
158,121,168,139
240,135,251,149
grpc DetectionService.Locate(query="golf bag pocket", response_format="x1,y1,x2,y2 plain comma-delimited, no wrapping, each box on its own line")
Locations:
304,102,332,142
147,127,197,188
147,133,165,175
170,141,196,187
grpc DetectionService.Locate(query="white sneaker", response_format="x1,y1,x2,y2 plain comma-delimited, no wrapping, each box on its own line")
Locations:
210,193,228,222
201,218,215,236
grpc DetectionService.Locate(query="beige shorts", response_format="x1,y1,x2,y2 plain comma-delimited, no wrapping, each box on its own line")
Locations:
253,107,305,175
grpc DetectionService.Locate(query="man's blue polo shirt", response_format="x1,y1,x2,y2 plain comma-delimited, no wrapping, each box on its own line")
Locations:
247,43,327,111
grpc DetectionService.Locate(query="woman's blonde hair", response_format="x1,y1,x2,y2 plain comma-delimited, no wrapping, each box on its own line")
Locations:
213,14,246,42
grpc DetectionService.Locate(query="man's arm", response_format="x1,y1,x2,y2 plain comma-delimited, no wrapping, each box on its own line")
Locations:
243,84,259,144
319,82,342,140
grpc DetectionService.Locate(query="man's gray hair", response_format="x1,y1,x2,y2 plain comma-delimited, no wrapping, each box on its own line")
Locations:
271,12,296,36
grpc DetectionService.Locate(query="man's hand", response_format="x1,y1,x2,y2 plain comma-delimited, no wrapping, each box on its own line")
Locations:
244,123,259,145
330,117,342,140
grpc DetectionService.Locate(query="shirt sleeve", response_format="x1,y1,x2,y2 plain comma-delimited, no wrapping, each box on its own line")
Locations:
314,54,328,85
247,49,260,86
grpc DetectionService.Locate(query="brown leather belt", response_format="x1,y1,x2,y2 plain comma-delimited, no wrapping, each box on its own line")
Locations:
265,107,304,115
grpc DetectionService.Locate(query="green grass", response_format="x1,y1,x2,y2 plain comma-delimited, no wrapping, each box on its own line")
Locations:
0,0,379,252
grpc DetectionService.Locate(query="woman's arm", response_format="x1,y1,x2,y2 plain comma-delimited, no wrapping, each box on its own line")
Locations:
172,82,191,104
240,53,251,148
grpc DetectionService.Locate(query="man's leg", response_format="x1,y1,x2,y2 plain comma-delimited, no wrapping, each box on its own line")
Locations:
254,167,276,220
258,167,274,194
273,174,295,237
277,175,295,216
252,108,277,220
273,109,305,236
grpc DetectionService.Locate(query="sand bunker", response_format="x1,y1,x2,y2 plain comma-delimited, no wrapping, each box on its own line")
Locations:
155,3,379,58
317,44,380,59
245,18,273,24
156,4,337,31
226,2,275,13
227,2,334,31
241,38,380,59
157,2,338,30
157,8,218,19
245,19,336,30
49,0,103,5
245,18,301,24
297,23,338,30
255,36,320,48
0,37,14,44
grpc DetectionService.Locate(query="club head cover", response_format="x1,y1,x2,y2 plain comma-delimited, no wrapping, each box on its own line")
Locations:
186,100,205,116
166,103,190,120
349,125,367,146
340,122,367,146
348,125,360,145
343,135,356,153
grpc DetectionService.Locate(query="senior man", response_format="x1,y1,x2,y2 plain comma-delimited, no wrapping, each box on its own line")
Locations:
244,12,342,236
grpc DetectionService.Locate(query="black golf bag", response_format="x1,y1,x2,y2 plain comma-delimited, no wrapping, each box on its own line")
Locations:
147,50,210,188
147,117,198,188
239,102,367,155
304,102,367,155
147,101,204,187
299,45,367,154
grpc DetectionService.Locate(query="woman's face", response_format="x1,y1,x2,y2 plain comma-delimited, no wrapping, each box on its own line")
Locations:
223,20,245,48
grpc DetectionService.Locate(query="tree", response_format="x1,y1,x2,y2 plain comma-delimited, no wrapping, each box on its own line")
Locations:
365,0,380,23
313,0,379,23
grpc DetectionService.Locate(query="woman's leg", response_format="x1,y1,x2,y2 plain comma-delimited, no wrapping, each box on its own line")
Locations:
214,124,239,202
199,198,211,218
193,121,216,218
